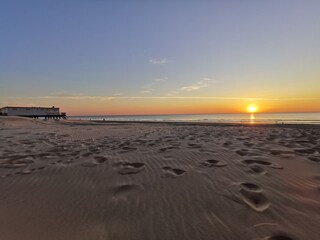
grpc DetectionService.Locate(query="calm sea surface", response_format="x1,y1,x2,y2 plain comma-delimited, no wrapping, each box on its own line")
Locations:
69,112,320,124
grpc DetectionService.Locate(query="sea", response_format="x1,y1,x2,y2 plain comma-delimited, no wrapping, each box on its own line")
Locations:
69,112,320,124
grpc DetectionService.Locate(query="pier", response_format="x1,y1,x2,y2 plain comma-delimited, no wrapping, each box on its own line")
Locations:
0,106,67,119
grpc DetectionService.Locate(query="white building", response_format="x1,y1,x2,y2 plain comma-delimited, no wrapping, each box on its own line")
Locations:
0,106,66,118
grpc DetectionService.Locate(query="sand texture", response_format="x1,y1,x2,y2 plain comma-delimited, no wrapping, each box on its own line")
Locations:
0,117,320,240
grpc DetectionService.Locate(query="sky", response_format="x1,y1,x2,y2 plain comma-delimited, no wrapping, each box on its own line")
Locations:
1,0,320,115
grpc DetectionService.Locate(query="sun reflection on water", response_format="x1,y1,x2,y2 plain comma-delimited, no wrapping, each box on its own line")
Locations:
250,113,255,124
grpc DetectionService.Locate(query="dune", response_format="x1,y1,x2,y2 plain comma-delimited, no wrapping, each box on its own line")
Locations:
0,116,319,240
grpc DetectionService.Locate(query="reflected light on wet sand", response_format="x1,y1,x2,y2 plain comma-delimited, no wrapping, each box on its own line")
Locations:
250,113,255,124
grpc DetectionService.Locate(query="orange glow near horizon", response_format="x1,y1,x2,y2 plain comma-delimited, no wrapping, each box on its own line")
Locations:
39,100,320,115
4,96,320,116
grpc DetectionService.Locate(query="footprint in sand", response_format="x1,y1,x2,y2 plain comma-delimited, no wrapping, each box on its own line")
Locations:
243,142,254,147
223,141,232,147
0,156,34,169
248,164,267,175
266,234,295,240
1,173,13,178
111,183,144,200
82,152,92,157
113,162,145,175
119,146,137,153
81,162,99,167
15,169,33,175
236,149,249,156
225,182,270,212
159,146,175,152
87,147,102,154
294,148,317,155
50,160,63,166
188,143,202,148
242,159,283,169
81,156,108,168
308,156,320,163
240,182,263,192
200,159,227,168
15,166,46,176
94,156,108,163
247,222,296,240
161,166,186,178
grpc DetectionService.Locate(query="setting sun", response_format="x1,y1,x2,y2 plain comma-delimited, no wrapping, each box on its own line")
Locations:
247,104,258,113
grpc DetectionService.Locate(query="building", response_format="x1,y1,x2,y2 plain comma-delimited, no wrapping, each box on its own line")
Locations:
0,106,67,119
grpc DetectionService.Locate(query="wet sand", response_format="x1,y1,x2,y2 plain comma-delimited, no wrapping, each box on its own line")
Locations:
0,116,320,240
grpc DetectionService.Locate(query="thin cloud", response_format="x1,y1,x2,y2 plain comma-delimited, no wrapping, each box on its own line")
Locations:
180,77,216,92
6,95,264,101
50,91,84,97
154,77,168,82
0,101,36,107
49,91,121,100
149,58,172,65
140,77,168,94
140,84,154,94
140,90,152,94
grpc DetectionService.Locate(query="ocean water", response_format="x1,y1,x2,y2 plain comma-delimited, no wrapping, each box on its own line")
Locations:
69,112,320,124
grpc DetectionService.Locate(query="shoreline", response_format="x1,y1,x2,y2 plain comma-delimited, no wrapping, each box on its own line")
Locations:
89,119,320,128
2,114,320,127
2,116,320,128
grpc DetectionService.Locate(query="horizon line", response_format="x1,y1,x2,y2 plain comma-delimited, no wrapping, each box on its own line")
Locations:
69,111,320,117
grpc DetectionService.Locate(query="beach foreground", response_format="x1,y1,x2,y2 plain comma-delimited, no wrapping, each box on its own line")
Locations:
0,117,320,240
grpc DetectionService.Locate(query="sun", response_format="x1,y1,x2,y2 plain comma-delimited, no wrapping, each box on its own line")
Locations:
247,104,258,113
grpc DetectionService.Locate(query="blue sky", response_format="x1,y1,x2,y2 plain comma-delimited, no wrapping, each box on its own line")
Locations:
1,0,320,114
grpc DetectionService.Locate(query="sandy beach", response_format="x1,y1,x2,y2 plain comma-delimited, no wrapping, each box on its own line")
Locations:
0,116,319,240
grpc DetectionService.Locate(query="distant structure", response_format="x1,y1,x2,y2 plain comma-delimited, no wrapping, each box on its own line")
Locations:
0,106,67,119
